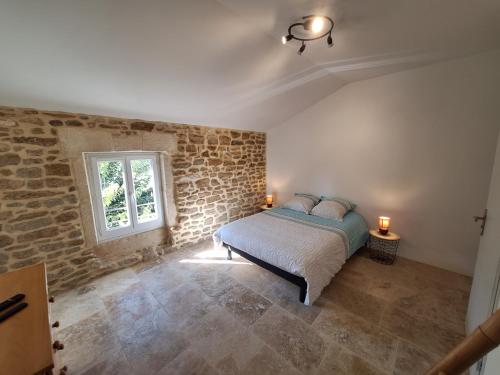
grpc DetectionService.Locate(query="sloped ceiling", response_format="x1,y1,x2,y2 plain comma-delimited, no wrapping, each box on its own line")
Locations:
0,0,499,131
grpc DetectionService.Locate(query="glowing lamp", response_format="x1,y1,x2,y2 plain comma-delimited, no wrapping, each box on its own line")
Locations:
266,195,273,208
378,216,391,235
311,17,325,33
282,34,292,44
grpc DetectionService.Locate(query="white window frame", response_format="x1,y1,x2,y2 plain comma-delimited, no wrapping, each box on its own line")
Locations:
85,152,164,243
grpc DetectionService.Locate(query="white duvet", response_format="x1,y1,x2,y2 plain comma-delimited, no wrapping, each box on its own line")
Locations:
213,211,347,305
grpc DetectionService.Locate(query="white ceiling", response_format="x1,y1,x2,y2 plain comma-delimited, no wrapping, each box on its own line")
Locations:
0,0,499,131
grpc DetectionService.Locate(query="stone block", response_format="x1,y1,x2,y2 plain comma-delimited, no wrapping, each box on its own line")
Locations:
58,127,112,158
0,235,14,249
143,132,177,153
131,121,155,131
65,119,83,127
55,210,79,223
8,217,53,232
12,137,57,147
16,167,42,178
45,163,71,176
17,227,59,243
0,153,21,167
111,134,142,151
189,134,204,144
45,178,72,188
3,190,58,200
0,179,24,190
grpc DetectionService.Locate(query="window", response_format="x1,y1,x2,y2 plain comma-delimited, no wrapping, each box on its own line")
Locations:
86,152,164,242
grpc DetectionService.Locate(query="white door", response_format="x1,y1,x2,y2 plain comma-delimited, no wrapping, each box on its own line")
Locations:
467,132,500,375
483,289,500,374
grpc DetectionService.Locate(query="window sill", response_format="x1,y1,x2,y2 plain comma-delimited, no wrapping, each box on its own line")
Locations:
95,223,167,245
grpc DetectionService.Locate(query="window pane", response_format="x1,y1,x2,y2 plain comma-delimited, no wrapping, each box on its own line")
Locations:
131,159,158,223
97,160,130,230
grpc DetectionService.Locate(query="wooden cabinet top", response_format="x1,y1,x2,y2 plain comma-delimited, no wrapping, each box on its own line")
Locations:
0,263,53,375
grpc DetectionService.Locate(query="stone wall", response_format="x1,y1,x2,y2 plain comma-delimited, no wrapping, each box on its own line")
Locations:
0,106,266,292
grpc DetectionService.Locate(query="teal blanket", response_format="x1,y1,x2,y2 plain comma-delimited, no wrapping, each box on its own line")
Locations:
263,208,369,258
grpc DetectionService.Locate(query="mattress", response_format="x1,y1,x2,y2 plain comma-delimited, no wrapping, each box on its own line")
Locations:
213,208,368,305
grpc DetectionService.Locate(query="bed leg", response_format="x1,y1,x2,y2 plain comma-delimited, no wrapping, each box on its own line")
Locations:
299,285,307,304
227,248,232,260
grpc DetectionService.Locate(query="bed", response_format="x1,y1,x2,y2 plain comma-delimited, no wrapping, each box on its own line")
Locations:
213,207,368,305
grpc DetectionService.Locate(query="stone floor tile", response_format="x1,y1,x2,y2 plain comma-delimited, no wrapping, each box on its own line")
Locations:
316,344,389,375
103,282,163,338
118,308,189,374
191,268,235,299
154,281,217,329
157,349,219,375
321,278,385,324
136,259,191,294
54,311,121,374
404,258,472,292
227,262,282,294
51,285,106,327
78,350,131,375
335,263,420,305
263,279,322,324
252,305,326,374
391,287,468,335
185,306,264,370
217,282,272,326
89,267,140,299
235,346,302,375
312,308,398,372
380,306,464,356
343,255,416,290
393,339,440,375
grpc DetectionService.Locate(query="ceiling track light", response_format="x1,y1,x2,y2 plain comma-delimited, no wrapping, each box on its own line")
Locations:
281,15,334,55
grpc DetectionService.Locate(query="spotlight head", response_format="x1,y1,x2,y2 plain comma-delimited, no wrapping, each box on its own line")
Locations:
303,18,313,31
282,34,293,44
311,17,324,33
327,34,333,47
298,42,306,55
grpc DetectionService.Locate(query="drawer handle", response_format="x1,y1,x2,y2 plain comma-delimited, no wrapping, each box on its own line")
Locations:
49,296,55,303
52,321,60,328
53,340,64,351
60,365,68,375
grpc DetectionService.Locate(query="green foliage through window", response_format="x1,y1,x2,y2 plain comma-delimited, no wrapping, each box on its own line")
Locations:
98,160,129,229
131,159,158,223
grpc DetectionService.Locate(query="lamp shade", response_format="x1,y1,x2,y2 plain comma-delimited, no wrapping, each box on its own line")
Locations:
378,216,391,235
266,195,273,208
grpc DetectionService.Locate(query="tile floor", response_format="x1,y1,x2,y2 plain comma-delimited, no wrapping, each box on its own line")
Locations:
51,240,471,375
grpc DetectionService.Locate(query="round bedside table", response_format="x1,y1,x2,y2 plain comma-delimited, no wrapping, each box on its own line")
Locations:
260,205,273,211
368,229,400,265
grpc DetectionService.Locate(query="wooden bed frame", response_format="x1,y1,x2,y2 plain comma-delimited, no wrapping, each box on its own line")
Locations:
223,243,308,303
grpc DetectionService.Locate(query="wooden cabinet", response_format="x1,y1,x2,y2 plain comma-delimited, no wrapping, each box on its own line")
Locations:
0,264,65,375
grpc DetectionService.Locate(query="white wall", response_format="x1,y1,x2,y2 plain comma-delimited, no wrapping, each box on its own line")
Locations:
267,50,500,275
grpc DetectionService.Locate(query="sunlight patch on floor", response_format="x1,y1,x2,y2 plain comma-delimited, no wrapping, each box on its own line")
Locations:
179,244,253,265
178,258,251,265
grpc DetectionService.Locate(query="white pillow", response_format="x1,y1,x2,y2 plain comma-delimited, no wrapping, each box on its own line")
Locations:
310,200,347,221
294,193,320,205
282,196,315,214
